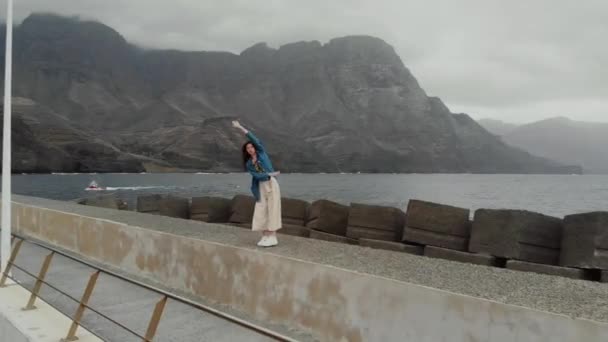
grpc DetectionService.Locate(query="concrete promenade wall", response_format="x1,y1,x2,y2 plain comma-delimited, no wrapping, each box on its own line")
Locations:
8,196,608,342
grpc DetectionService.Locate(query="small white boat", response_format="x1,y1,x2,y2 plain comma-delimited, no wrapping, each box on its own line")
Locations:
85,181,105,191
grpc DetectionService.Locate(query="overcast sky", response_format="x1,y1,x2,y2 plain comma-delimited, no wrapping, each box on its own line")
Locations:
2,0,607,123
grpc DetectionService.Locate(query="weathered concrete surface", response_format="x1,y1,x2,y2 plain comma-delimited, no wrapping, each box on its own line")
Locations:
8,195,608,342
403,200,471,250
228,195,255,224
279,224,311,238
229,195,255,225
346,225,398,241
347,203,405,232
469,209,563,265
506,260,588,280
279,198,311,238
159,195,190,219
405,200,471,236
309,230,359,245
424,246,500,267
231,222,252,229
359,239,423,255
190,196,232,223
560,212,608,269
0,309,29,342
136,194,163,214
0,311,29,342
281,198,310,226
346,203,404,241
403,226,469,251
0,279,102,342
306,200,349,236
78,194,127,211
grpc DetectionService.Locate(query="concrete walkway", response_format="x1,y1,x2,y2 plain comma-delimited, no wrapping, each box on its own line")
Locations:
0,279,101,342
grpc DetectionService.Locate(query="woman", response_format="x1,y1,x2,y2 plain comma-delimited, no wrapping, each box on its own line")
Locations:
232,120,282,247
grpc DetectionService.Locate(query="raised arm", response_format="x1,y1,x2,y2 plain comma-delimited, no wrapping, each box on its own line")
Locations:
232,120,265,153
232,120,249,134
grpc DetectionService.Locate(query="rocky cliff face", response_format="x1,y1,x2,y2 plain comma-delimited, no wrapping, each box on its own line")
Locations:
3,97,159,173
0,14,580,174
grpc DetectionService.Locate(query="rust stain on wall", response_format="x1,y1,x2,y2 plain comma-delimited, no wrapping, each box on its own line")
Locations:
133,233,182,281
97,221,134,265
293,274,363,342
252,260,297,321
76,217,99,256
41,210,78,249
15,205,40,236
69,215,366,341
135,253,146,270
174,241,209,294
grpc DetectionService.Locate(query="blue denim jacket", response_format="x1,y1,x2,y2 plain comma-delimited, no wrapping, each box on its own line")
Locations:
245,131,275,201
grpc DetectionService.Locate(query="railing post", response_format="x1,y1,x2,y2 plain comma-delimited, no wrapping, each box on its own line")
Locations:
0,238,23,287
0,235,16,272
22,251,54,310
143,295,168,341
61,270,100,342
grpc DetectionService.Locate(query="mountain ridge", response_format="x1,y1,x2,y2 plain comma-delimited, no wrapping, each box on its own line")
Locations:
0,13,581,174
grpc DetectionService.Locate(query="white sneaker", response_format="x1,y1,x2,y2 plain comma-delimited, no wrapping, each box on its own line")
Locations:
257,234,278,247
265,234,278,247
257,236,269,247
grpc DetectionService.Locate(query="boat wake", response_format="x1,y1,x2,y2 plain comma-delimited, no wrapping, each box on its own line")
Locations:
104,186,170,191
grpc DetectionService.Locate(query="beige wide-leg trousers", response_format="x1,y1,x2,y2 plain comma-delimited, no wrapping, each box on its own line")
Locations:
252,177,282,232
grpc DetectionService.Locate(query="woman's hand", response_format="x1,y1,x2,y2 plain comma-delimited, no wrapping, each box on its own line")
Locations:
269,171,280,177
232,120,248,134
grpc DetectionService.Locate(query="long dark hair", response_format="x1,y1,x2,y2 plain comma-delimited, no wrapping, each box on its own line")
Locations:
242,141,255,170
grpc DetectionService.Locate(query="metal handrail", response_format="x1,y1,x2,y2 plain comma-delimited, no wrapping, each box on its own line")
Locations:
9,262,144,340
1,232,298,342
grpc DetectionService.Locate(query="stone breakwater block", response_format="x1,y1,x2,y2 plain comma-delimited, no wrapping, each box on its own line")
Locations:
310,230,358,245
116,199,129,210
136,194,164,214
346,203,405,241
359,239,423,255
405,200,471,236
506,260,588,280
231,223,251,229
190,197,232,223
560,211,608,269
469,209,563,265
424,246,499,266
278,224,311,238
346,226,400,241
306,200,349,236
403,227,470,251
602,270,608,283
229,195,256,224
159,196,189,219
281,198,310,226
403,200,471,251
80,195,127,210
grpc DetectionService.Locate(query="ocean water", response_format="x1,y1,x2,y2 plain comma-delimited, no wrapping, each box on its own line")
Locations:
10,173,608,218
